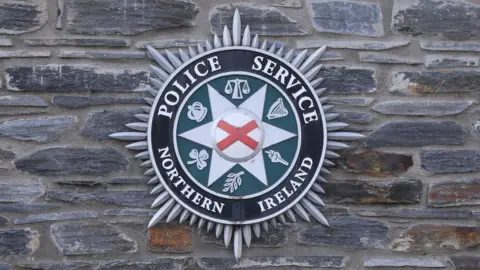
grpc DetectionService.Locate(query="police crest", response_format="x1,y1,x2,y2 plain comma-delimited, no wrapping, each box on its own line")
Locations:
110,9,364,259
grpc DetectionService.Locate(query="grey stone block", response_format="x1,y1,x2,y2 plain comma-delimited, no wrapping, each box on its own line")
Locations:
372,101,473,116
272,0,302,8
0,183,44,203
364,258,445,268
321,66,376,94
210,3,306,36
108,178,149,185
58,51,145,59
428,179,480,207
0,1,47,35
0,50,50,58
17,262,92,270
327,97,375,107
0,39,13,46
104,209,153,216
136,39,204,49
46,190,154,207
96,259,192,270
13,211,98,225
421,149,480,174
0,216,7,227
355,208,472,219
0,148,15,160
197,256,348,269
66,0,199,35
450,256,480,270
308,0,384,37
0,229,40,257
0,95,48,107
336,111,373,124
298,216,389,248
15,147,129,176
365,121,466,147
6,65,151,92
81,109,142,140
24,38,130,47
421,41,480,52
52,96,144,109
0,116,77,143
359,52,422,65
0,204,59,213
392,0,480,40
297,40,409,50
425,55,479,68
51,222,137,255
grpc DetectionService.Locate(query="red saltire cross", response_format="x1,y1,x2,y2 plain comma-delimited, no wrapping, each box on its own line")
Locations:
217,120,259,151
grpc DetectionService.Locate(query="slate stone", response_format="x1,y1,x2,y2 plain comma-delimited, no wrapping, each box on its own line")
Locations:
356,208,472,220
336,111,373,124
0,184,44,203
0,50,51,58
13,211,97,225
0,216,7,227
136,39,204,49
373,101,473,116
18,261,92,270
15,147,129,176
53,180,102,187
298,216,388,249
81,109,142,140
365,121,466,147
210,3,306,36
359,52,422,65
0,116,77,143
59,51,145,59
428,179,480,207
364,258,445,268
96,258,192,270
421,149,480,174
339,151,413,177
323,180,422,204
421,41,480,52
0,228,39,257
24,38,130,47
52,96,144,109
390,70,480,95
0,95,48,107
308,0,384,37
450,256,480,270
425,55,479,68
0,39,13,46
0,148,15,160
46,189,154,207
6,65,151,92
51,222,137,255
327,97,375,107
272,0,302,8
321,66,376,94
297,40,410,50
0,109,46,117
471,109,480,142
391,224,480,252
0,204,59,213
104,208,153,216
0,264,8,270
149,223,193,253
0,1,47,35
197,256,348,269
203,223,298,248
108,178,149,185
66,0,199,35
392,0,480,40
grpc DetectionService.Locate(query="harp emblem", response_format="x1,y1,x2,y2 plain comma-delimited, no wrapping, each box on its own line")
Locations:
266,98,289,120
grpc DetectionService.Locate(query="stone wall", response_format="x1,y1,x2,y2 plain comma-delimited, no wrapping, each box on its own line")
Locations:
1,0,479,269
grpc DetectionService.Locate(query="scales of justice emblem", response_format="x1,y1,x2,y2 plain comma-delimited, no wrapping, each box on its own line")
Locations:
110,9,363,259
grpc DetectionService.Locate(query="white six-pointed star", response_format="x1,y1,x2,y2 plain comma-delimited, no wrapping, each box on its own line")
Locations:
178,82,297,189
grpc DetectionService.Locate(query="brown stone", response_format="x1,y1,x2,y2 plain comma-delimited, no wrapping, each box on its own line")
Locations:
148,223,193,253
428,179,480,207
391,224,480,252
339,151,413,177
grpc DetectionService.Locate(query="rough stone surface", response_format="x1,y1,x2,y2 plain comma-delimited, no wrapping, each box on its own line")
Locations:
0,39,13,46
136,39,203,49
51,222,137,255
197,256,348,269
0,264,8,270
421,41,480,52
0,95,48,107
308,0,384,37
0,228,39,257
428,179,480,207
59,51,145,59
390,70,480,94
365,121,466,147
149,223,193,253
321,66,376,94
52,96,144,109
46,190,154,207
0,148,15,160
0,109,46,117
359,52,422,64
323,180,422,204
66,0,199,35
450,256,480,270
108,178,149,185
6,65,151,92
96,259,192,270
338,151,413,177
0,116,77,143
298,217,388,248
104,208,153,216
328,97,375,107
24,38,130,47
0,1,47,35
373,101,473,116
364,258,445,268
391,224,480,252
272,0,302,8
210,3,306,36
0,216,7,227
336,111,373,124
0,184,44,203
356,208,472,220
0,204,59,213
15,147,129,176
425,55,479,68
421,149,480,174
297,40,410,50
0,50,51,58
18,261,92,270
81,109,141,140
13,211,98,225
392,0,480,40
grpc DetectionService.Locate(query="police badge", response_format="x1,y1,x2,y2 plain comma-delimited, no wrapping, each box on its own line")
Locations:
110,9,364,259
